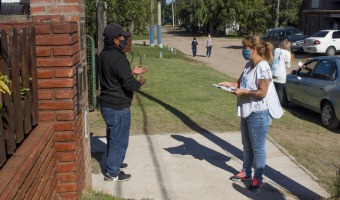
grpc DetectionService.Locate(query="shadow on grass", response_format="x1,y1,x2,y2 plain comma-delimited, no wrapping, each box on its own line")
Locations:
136,90,324,199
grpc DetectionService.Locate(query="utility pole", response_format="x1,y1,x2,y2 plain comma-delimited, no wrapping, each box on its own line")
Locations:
275,0,280,28
172,0,174,27
150,0,155,47
157,0,162,48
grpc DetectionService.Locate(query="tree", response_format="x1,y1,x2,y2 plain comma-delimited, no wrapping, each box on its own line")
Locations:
84,0,151,36
84,0,97,37
106,0,149,35
274,0,304,27
235,0,271,35
173,0,304,36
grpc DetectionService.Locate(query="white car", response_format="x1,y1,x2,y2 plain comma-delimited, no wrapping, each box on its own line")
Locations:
303,30,340,56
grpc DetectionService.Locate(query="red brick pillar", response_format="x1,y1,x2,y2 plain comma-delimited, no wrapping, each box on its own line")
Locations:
35,21,92,199
28,1,91,199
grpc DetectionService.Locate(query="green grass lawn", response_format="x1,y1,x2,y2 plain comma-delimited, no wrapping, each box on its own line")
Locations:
89,44,340,198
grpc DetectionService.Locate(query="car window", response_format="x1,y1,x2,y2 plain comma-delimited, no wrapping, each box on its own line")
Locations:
278,31,285,39
311,60,337,80
312,31,328,37
298,60,317,77
291,28,302,36
286,29,293,37
269,30,278,39
332,31,340,39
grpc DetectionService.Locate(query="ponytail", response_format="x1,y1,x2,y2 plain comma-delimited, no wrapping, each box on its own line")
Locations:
265,42,273,64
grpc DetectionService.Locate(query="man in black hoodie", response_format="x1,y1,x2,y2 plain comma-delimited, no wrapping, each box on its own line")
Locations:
98,23,148,182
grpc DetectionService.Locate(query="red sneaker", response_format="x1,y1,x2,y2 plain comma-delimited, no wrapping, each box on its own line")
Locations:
229,171,251,181
249,177,263,191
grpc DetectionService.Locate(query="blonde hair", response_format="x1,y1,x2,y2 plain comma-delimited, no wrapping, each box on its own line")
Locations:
279,39,291,51
242,36,273,64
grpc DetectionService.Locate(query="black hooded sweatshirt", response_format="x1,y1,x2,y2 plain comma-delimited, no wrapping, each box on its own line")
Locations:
98,40,141,109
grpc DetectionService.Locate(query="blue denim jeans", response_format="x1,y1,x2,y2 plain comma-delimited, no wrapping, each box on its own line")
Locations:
206,46,212,57
100,106,131,175
240,109,272,181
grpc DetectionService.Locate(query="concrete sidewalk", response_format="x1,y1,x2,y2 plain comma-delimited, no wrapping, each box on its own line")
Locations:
91,132,330,200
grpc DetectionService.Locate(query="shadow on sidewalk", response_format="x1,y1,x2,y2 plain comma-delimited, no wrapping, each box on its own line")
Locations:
136,90,323,199
90,135,107,175
164,135,236,174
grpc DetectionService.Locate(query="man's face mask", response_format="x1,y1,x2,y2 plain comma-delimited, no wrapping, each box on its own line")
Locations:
118,37,129,50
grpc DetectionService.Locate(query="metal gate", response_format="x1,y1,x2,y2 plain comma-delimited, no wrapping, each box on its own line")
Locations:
86,35,97,111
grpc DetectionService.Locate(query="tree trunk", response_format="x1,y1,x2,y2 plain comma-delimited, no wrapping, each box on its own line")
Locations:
129,21,135,35
209,21,214,35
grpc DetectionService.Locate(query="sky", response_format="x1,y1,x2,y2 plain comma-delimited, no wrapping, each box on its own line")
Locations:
2,0,20,2
166,0,172,4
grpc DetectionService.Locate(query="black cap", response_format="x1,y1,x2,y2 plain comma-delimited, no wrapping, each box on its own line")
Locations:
103,23,132,38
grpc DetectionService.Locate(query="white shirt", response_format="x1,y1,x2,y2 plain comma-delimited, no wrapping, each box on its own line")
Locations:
238,61,271,118
271,48,291,83
237,60,283,119
206,37,213,47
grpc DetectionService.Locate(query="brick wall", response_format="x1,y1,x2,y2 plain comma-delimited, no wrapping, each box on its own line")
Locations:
30,0,92,198
0,21,92,199
35,22,92,199
0,0,92,198
30,0,85,22
0,123,56,199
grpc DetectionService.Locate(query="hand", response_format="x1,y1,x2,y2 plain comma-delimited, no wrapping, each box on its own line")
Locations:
139,75,146,86
218,82,233,88
133,65,149,75
233,88,248,96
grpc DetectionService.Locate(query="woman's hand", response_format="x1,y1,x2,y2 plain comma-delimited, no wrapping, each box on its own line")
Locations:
232,88,247,96
133,65,149,75
218,82,236,88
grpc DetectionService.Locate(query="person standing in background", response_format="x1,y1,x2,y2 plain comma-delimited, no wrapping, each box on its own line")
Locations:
191,37,198,57
205,33,214,57
271,39,292,105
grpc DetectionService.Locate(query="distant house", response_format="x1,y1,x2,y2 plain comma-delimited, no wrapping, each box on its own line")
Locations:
0,0,30,15
299,0,340,36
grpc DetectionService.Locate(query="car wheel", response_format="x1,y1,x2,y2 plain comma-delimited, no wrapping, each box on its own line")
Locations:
325,46,336,56
281,87,289,107
321,102,339,129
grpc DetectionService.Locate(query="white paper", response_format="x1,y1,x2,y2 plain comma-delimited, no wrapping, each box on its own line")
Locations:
212,84,235,93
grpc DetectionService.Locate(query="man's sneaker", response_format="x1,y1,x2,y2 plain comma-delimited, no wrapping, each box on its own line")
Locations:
120,163,128,169
229,171,251,181
104,171,131,182
249,177,263,191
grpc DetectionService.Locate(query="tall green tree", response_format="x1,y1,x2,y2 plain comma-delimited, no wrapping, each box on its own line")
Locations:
106,0,149,35
204,0,225,34
274,0,304,27
235,0,271,35
84,0,151,36
84,0,97,37
174,0,304,35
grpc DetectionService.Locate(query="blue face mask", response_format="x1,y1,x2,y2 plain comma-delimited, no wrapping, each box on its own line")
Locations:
242,49,251,60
